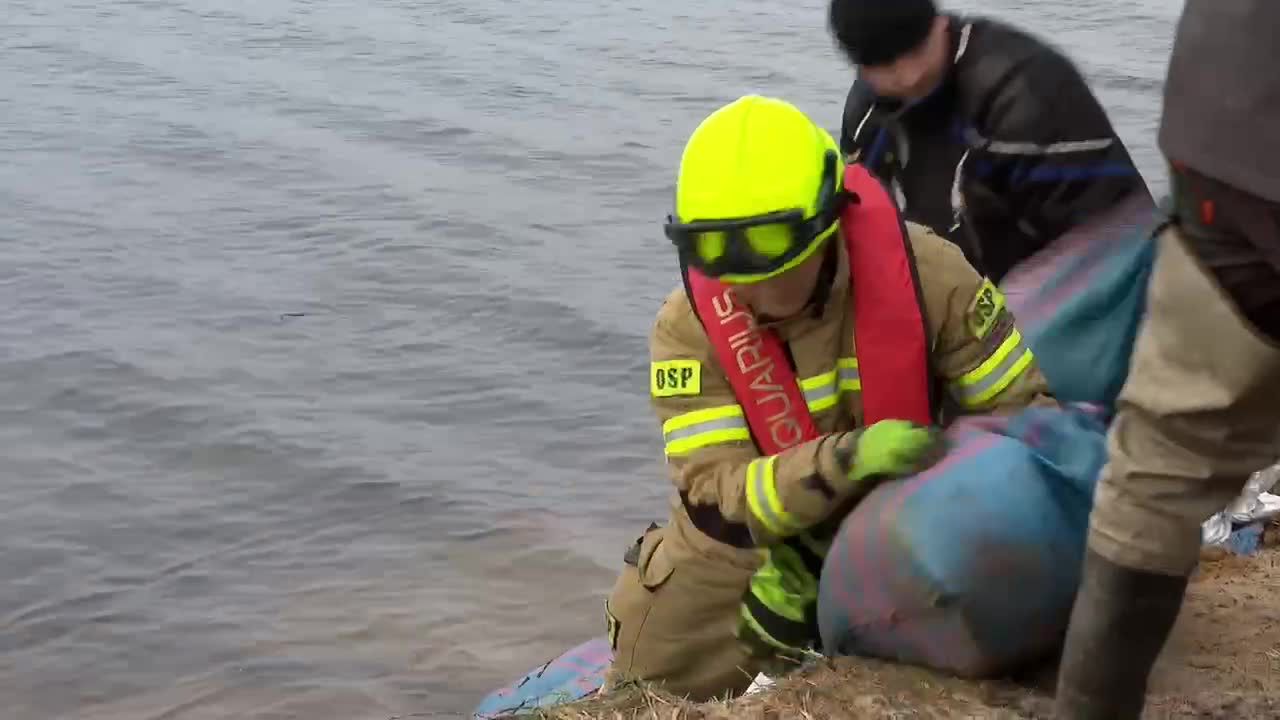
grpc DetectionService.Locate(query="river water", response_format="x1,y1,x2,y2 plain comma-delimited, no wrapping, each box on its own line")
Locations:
0,0,1182,717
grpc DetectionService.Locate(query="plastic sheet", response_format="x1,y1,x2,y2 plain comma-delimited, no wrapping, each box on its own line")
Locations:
471,636,612,719
1201,463,1280,547
742,672,775,696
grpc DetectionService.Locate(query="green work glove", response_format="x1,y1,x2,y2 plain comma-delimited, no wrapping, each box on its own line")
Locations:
838,419,944,485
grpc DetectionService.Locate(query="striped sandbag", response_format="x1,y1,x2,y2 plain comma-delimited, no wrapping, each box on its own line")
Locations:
1000,190,1163,412
816,406,1108,677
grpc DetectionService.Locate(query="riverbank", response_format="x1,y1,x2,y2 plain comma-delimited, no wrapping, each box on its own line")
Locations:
519,529,1280,719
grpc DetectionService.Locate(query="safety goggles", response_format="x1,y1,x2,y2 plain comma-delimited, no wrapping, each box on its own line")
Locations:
664,150,846,284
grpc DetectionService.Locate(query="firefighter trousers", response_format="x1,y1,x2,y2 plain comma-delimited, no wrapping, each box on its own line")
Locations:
1088,221,1280,576
601,507,782,701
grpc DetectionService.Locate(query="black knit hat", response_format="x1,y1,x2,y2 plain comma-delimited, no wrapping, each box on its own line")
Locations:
829,0,939,66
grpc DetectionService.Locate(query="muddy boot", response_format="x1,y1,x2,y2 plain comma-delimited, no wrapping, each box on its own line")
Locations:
1053,548,1190,720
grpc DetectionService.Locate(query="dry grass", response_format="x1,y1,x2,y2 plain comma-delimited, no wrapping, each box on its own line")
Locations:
506,656,1056,720
508,656,1280,719
497,533,1280,719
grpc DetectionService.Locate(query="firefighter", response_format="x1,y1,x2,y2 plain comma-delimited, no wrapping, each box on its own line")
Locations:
602,94,1054,701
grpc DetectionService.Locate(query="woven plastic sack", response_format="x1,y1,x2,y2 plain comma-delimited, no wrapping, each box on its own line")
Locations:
817,405,1108,676
1000,191,1162,412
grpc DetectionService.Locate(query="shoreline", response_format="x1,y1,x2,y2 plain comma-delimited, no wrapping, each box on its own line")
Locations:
508,531,1280,719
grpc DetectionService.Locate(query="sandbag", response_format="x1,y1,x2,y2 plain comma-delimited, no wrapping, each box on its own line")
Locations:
1000,191,1162,412
816,405,1108,677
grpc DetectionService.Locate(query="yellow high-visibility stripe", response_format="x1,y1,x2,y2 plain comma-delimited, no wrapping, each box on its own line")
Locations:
662,404,742,433
746,455,798,536
799,358,860,413
799,369,837,391
800,369,838,413
662,405,751,456
740,604,795,653
836,357,861,391
951,329,1036,407
660,357,863,456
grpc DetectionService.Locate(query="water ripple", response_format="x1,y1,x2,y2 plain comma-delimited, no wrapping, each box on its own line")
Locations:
0,0,1175,716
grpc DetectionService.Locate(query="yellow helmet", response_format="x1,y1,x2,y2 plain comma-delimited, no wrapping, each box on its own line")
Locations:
665,95,846,284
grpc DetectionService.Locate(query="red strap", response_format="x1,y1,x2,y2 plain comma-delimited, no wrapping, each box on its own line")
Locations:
686,272,817,455
841,164,933,426
683,162,933,454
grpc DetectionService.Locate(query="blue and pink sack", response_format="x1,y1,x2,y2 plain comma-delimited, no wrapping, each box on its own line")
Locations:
817,191,1165,675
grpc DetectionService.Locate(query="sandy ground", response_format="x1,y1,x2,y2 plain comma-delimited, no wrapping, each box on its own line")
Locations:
528,525,1280,719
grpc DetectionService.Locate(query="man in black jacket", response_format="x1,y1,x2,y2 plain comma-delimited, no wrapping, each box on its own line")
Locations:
828,0,1152,282
1052,2,1280,718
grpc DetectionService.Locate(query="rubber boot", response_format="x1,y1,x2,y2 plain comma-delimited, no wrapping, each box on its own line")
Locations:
1052,548,1190,720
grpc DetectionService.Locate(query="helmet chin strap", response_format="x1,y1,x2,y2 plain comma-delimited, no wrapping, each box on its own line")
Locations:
806,237,841,318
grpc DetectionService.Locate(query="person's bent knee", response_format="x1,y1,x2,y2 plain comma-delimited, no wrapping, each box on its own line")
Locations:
1087,498,1204,576
602,536,763,700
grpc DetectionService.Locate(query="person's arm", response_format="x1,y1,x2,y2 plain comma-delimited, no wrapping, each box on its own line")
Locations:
649,295,852,546
840,80,896,184
963,50,1149,258
649,293,934,546
912,225,1054,412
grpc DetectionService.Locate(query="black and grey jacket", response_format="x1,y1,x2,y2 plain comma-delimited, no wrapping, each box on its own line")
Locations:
840,15,1152,282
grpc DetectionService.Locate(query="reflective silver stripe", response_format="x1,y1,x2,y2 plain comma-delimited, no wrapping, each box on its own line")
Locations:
950,149,970,231
954,22,972,62
661,405,752,456
803,382,837,409
963,127,1115,156
951,335,1035,407
799,361,860,413
662,416,748,445
852,105,876,145
837,365,860,389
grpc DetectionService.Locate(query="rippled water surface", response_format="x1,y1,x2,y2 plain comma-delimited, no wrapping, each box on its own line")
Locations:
1,0,1182,717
